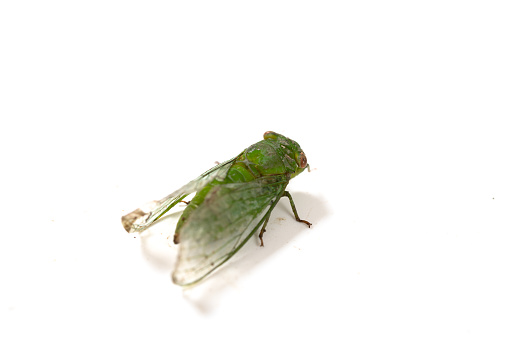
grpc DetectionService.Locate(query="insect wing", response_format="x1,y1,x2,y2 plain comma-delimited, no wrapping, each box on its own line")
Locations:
172,175,289,286
122,157,237,233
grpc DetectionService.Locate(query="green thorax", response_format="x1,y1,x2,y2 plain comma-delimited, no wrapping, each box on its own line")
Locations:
224,134,305,183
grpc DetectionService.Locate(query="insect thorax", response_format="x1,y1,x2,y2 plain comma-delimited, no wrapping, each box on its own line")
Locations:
223,141,297,183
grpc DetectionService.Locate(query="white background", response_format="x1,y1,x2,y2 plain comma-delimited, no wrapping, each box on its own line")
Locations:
1,1,508,338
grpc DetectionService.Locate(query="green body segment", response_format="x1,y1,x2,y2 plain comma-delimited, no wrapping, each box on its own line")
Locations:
174,134,305,243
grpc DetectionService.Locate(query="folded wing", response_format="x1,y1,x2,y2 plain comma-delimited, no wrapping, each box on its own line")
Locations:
172,174,289,286
122,157,237,233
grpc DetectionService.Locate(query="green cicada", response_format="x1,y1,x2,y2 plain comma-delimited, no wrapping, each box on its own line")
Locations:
122,131,311,286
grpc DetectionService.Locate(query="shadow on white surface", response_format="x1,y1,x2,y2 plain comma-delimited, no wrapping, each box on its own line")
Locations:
137,211,182,271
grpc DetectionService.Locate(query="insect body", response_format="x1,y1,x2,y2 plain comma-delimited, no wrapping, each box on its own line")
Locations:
122,131,311,285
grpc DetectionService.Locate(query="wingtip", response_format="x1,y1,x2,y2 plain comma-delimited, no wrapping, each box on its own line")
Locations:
121,208,147,233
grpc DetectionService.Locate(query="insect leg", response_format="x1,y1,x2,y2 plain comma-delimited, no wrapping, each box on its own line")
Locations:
258,211,272,247
282,191,312,227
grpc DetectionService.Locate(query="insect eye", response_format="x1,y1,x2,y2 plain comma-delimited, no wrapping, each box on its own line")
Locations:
298,152,307,168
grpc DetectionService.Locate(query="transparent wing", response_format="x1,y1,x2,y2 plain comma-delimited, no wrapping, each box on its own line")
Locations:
121,157,237,233
172,175,289,286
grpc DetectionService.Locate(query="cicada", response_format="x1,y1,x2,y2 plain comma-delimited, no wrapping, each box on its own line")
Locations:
122,131,311,286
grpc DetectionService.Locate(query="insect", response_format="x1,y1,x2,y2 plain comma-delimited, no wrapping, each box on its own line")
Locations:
122,131,311,286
